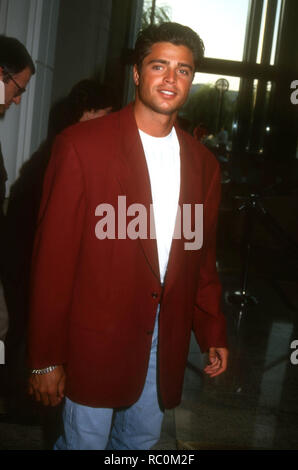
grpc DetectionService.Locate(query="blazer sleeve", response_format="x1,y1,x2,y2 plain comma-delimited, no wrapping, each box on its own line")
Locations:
192,162,227,352
27,133,85,368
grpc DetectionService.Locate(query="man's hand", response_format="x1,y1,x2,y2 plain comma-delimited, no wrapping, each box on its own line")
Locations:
204,347,228,377
28,365,66,406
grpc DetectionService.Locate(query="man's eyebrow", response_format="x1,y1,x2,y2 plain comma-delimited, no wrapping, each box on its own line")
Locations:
178,62,194,71
147,59,193,71
147,59,168,65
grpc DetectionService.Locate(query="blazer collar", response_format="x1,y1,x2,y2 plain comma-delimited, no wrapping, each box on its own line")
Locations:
117,103,160,282
164,124,204,291
116,104,203,288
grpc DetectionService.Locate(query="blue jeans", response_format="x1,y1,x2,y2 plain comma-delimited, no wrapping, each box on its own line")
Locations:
54,311,164,450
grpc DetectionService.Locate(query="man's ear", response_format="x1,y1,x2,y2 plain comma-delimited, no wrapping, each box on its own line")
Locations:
133,65,140,86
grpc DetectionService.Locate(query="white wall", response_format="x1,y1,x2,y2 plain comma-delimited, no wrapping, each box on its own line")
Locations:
0,0,59,192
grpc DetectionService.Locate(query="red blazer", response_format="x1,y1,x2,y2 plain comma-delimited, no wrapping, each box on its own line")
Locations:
28,103,227,409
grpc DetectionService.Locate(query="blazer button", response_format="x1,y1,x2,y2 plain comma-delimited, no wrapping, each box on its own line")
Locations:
151,292,158,299
147,330,153,335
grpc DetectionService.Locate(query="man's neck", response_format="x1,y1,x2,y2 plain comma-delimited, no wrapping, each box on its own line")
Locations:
133,101,177,138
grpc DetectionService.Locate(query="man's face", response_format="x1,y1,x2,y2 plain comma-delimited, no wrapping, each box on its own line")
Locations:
133,41,195,117
0,66,32,114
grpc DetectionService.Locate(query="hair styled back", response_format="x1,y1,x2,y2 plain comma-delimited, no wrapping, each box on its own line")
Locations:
134,22,205,72
0,35,35,75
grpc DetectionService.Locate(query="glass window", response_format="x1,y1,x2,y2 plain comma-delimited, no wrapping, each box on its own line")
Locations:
256,0,268,64
151,0,250,62
270,0,282,65
180,73,240,153
256,0,283,65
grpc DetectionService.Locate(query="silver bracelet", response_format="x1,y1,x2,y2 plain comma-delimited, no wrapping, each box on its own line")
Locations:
31,365,57,375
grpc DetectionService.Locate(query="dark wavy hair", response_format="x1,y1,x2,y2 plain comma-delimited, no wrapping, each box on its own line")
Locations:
134,22,205,73
0,35,35,75
48,79,114,137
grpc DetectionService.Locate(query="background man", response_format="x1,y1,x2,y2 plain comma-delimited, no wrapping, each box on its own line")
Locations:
0,35,35,342
28,22,228,450
0,35,35,116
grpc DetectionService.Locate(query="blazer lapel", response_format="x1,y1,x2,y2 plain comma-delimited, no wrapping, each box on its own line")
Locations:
164,126,204,291
116,104,161,282
114,106,205,289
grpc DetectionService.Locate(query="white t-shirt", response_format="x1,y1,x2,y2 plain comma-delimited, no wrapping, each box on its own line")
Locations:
139,127,180,284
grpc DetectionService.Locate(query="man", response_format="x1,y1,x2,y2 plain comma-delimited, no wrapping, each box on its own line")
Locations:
0,35,35,115
0,35,35,342
28,22,228,450
0,35,35,223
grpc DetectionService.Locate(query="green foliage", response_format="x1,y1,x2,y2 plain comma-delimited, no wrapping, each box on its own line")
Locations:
142,1,171,28
182,83,238,135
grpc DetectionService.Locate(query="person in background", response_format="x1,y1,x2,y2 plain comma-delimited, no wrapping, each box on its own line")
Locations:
217,126,228,147
1,79,113,436
0,35,35,357
0,35,35,117
193,122,209,142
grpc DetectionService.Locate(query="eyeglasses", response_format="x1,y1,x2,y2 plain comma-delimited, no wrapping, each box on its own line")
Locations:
3,69,26,97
